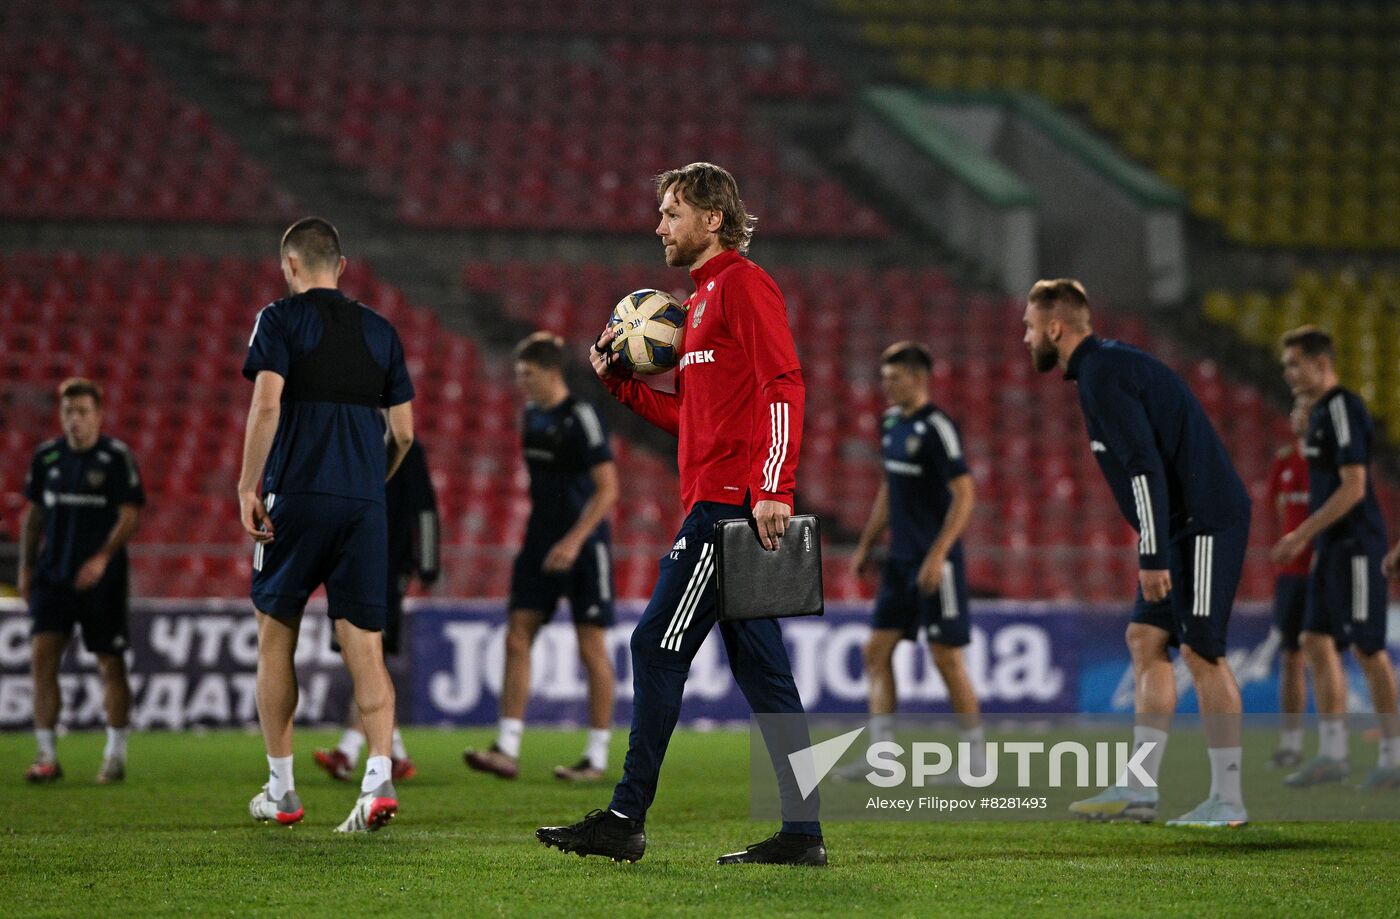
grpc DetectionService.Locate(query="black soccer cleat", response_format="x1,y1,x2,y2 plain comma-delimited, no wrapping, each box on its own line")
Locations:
536,808,646,863
716,832,828,867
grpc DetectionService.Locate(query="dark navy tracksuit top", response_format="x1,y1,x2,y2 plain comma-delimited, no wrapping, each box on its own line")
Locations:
1065,336,1250,570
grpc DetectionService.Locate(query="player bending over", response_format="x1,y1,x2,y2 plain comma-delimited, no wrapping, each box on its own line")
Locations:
1025,279,1250,827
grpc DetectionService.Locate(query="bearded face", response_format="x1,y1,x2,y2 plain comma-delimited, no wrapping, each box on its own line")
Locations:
1031,333,1059,373
663,227,709,268
1023,303,1060,374
656,186,716,269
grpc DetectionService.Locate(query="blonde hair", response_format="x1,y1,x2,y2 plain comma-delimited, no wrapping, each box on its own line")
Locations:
655,162,755,254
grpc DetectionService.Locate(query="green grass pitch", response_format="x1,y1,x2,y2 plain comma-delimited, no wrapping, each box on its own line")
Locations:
5,728,1399,918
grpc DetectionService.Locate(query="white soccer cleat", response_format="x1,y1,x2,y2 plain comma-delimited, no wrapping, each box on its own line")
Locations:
1068,785,1159,823
249,784,304,825
1165,794,1248,827
1284,755,1349,788
335,781,398,833
96,757,125,785
553,758,606,782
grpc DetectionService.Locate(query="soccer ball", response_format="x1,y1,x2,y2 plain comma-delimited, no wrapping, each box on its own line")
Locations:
608,289,688,375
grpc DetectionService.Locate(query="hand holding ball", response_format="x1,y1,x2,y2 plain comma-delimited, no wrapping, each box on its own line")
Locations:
607,289,688,375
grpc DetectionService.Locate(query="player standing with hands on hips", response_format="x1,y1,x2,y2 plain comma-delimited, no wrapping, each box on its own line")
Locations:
1024,279,1251,827
536,162,826,866
238,218,415,832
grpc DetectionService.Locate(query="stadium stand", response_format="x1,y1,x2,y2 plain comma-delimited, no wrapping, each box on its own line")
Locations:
1205,270,1400,433
0,0,295,222
0,243,1298,606
465,260,1293,603
0,252,678,601
831,0,1400,249
2,0,1368,610
172,0,889,236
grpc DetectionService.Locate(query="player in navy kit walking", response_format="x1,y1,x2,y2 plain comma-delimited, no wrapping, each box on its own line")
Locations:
846,342,983,776
1024,279,1250,827
465,332,618,782
1275,326,1400,790
237,218,415,832
21,378,143,785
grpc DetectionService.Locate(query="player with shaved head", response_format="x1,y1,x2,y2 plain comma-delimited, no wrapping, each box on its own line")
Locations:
1024,279,1251,827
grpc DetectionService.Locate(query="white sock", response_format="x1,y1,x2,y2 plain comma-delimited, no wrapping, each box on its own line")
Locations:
362,755,392,793
960,725,986,770
337,728,365,763
1379,736,1400,769
1207,746,1244,807
870,713,895,747
104,726,129,761
585,729,611,770
1124,726,1169,792
267,755,294,801
1279,728,1304,754
1319,717,1348,761
496,717,524,759
35,729,57,762
391,728,408,761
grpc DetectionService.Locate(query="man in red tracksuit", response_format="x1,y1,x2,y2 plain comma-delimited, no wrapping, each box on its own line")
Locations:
536,162,826,867
1267,397,1315,769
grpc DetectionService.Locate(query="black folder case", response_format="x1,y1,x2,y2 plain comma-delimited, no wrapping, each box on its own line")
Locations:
713,514,824,622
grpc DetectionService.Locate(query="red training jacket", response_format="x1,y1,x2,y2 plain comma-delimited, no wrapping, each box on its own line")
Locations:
606,248,804,512
1267,443,1313,577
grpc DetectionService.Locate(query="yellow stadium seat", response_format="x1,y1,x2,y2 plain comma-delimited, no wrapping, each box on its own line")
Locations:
837,0,1390,250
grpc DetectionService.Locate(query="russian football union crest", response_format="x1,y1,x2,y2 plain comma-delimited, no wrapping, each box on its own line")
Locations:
905,435,921,457
86,469,107,488
692,300,707,328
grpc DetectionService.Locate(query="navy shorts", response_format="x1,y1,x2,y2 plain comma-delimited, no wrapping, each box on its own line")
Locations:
508,537,615,627
1273,573,1308,653
382,576,405,654
29,567,129,655
329,573,406,656
872,552,970,646
1132,524,1248,660
1304,539,1388,655
251,492,387,631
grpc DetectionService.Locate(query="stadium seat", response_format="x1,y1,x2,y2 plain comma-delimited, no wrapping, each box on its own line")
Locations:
835,0,1400,251
0,0,295,223
1,251,677,600
457,259,1306,602
171,1,889,237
